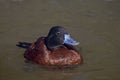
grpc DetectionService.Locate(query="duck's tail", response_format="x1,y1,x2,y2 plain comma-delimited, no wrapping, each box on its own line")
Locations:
16,42,32,48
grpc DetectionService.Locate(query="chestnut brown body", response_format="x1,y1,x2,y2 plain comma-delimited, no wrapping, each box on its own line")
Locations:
24,37,83,66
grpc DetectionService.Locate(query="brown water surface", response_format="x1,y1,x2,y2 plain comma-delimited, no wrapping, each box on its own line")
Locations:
0,0,120,80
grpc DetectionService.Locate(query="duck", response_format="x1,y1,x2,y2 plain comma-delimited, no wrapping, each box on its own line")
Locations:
18,26,83,67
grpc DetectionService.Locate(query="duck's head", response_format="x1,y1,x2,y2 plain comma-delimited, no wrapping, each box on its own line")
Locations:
45,26,79,50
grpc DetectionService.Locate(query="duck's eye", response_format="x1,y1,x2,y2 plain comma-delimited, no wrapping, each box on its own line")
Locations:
56,32,60,35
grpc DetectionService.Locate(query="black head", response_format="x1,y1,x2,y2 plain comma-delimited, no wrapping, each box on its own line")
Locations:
45,26,67,50
45,26,79,50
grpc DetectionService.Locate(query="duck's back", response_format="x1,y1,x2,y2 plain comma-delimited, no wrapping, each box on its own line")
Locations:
24,37,83,66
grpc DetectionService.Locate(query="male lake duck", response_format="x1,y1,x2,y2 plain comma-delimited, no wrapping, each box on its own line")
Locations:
17,26,83,67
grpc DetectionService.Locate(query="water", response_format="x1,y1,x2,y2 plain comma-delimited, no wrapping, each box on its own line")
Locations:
0,0,120,80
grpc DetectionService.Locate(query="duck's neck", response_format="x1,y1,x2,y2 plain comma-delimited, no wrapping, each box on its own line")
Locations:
45,37,64,50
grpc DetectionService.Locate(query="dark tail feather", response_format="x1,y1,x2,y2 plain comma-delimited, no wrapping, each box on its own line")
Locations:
16,42,32,48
